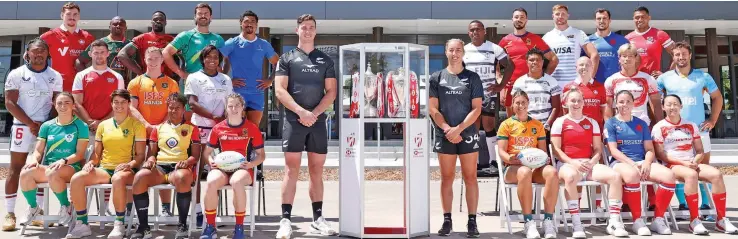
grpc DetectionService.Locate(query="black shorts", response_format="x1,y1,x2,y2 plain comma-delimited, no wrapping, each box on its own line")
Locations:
433,130,480,155
282,120,328,154
481,84,497,116
156,163,196,181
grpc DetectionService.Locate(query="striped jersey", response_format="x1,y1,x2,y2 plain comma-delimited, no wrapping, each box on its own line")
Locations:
543,26,590,88
463,41,507,86
511,74,562,122
651,118,700,162
604,71,659,124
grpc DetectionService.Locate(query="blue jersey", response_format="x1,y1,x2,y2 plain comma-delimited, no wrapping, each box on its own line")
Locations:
220,36,276,95
657,69,719,126
604,116,652,164
587,32,629,83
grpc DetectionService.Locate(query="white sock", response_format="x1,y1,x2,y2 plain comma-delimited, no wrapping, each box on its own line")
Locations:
608,199,622,220
486,136,497,165
5,194,16,213
567,200,580,214
36,189,44,207
196,203,202,214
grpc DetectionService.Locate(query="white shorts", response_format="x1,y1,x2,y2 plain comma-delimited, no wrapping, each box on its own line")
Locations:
197,126,212,144
609,159,646,168
700,132,711,153
557,158,594,181
10,125,37,153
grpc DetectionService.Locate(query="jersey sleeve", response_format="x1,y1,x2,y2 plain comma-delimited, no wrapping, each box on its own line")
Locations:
429,72,439,98
190,126,200,144
264,41,277,59
169,31,190,51
215,35,225,48
183,75,198,96
275,55,290,76
250,124,264,149
52,71,63,92
36,122,49,140
577,30,590,47
533,35,551,53
3,69,20,91
510,79,524,95
95,122,104,141
127,77,141,99
149,126,159,142
134,122,147,142
325,58,336,79
535,123,547,140
550,117,564,137
651,123,664,144
598,84,607,107
590,118,601,135
470,73,483,99
171,79,181,93
703,72,719,93
604,77,614,97
207,126,219,148
657,30,674,49
130,35,143,52
646,75,659,95
549,77,563,96
496,121,510,140
223,74,234,95
604,120,617,143
77,121,89,140
641,121,652,141
493,44,508,60
111,71,125,89
656,74,666,95
219,38,234,57
71,71,86,94
80,43,92,59
690,123,701,139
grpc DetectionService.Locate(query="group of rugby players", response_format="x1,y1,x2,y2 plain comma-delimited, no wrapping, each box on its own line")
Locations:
3,2,336,239
431,4,738,239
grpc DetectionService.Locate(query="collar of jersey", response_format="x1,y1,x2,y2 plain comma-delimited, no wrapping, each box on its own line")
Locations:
55,116,80,126
674,68,694,78
113,116,130,128
144,73,165,80
512,31,530,38
25,63,49,73
238,34,258,43
511,115,532,122
665,117,682,125
59,24,80,34
551,26,572,34
594,31,613,38
191,28,213,35
226,117,247,128
199,70,219,77
634,27,653,36
106,35,127,43
574,77,594,85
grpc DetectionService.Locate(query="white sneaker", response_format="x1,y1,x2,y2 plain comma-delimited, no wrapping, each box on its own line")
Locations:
606,216,629,237
690,218,709,235
311,216,337,236
571,215,585,239
717,218,738,234
649,217,672,235
632,218,651,236
275,218,293,239
21,207,42,226
65,220,91,238
107,221,126,239
542,219,556,239
58,205,73,226
524,220,540,239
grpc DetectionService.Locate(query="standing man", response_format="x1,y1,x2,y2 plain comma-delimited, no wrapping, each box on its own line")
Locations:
626,6,675,78
543,4,599,88
220,10,279,125
500,7,558,116
40,2,95,92
463,20,514,174
274,14,338,239
589,8,629,83
3,38,62,231
76,16,130,82
657,41,723,218
118,11,174,78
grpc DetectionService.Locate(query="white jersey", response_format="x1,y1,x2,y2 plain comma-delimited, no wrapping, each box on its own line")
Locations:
3,65,63,124
511,74,562,122
651,119,700,162
184,71,233,127
604,71,659,124
463,41,507,85
543,26,589,88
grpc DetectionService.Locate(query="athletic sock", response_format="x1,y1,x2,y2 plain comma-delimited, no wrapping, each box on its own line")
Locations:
162,203,171,213
700,184,712,208
235,211,245,225
675,184,687,205
544,213,553,220
126,202,133,216
523,214,533,222
712,192,726,221
646,185,656,207
567,200,580,215
654,183,676,218
133,192,150,228
35,189,44,208
608,199,622,220
281,204,292,220
22,189,38,208
686,193,699,221
486,135,497,164
312,201,323,220
623,184,643,219
54,190,70,206
595,194,603,208
76,209,88,224
176,192,192,225
115,211,125,223
5,193,17,213
443,213,452,221
205,209,217,226
468,214,476,223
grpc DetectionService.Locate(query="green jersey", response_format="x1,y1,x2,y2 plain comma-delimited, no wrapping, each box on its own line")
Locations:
81,36,131,76
37,116,89,169
170,28,225,73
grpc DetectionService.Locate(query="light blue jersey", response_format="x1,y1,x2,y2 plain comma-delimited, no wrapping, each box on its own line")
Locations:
220,35,276,95
657,69,719,126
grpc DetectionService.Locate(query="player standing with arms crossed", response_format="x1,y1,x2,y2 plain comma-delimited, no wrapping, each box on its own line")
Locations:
543,4,599,88
274,14,338,239
40,2,95,92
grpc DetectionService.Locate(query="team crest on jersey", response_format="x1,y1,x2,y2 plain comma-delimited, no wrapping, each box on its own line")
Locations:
162,83,168,88
107,78,115,83
64,134,75,142
646,37,654,43
635,124,643,132
242,128,249,136
567,35,574,39
48,77,56,84
593,90,598,95
21,76,31,82
78,39,85,45
609,39,616,45
122,129,130,137
166,137,179,148
210,40,217,45
583,125,591,130
525,38,532,45
531,128,537,134
181,129,189,137
615,125,623,131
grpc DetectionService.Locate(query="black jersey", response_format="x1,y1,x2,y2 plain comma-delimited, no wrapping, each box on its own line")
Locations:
275,48,336,122
429,68,484,134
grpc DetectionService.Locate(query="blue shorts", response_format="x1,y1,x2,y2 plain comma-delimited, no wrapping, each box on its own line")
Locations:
243,92,265,111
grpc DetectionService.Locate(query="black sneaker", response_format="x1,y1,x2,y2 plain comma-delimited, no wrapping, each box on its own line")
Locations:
466,220,480,238
130,226,152,239
648,204,656,212
438,220,452,236
175,223,189,239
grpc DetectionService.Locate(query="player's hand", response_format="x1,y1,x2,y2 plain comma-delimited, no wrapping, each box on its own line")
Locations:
639,162,651,180
500,88,509,106
29,121,41,136
115,163,131,173
448,135,463,144
650,71,663,79
142,158,156,169
232,78,247,88
239,161,253,169
48,160,66,171
684,161,699,170
176,160,191,169
700,120,715,132
208,161,219,169
88,120,100,131
570,160,587,173
298,109,317,126
23,161,39,170
491,84,505,93
256,79,273,90
83,161,95,172
445,126,462,142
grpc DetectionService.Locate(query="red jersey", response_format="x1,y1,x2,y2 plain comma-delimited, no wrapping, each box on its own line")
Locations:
625,28,674,74
131,32,175,77
562,79,607,127
550,115,601,159
72,67,125,120
499,32,551,87
207,119,264,162
40,26,95,92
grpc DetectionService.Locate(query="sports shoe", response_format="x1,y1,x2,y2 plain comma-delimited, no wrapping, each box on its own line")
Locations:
606,217,629,237
196,212,204,229
108,220,126,239
2,213,15,231
275,218,292,239
700,205,716,222
632,218,651,236
58,205,74,226
542,219,556,239
161,207,174,217
200,224,217,239
27,208,47,227
65,220,92,238
524,220,540,239
594,207,607,223
571,214,585,239
717,218,738,234
676,204,690,221
130,226,153,239
21,207,42,226
175,223,189,239
466,220,479,238
233,224,246,239
689,218,709,235
311,216,337,236
437,219,452,236
649,217,672,235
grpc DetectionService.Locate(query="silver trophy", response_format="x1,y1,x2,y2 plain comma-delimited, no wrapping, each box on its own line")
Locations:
362,64,384,117
386,67,407,117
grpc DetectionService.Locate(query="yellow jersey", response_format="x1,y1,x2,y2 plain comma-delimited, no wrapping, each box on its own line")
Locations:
150,122,200,163
497,116,547,156
127,74,180,125
96,116,146,170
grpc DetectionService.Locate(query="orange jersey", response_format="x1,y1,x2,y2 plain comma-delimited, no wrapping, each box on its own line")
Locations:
127,74,180,125
497,116,547,157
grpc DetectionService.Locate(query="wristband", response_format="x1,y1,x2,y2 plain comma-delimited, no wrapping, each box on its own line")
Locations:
63,159,69,165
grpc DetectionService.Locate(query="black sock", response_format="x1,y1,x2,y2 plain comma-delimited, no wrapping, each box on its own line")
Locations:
126,202,133,215
281,204,293,220
443,213,452,221
312,201,323,221
133,192,150,229
176,192,192,225
468,214,476,223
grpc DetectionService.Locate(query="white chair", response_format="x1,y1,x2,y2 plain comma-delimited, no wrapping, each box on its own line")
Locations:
83,184,136,230
203,166,259,237
19,183,67,235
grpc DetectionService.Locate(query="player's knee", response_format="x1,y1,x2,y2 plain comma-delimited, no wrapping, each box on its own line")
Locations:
19,168,35,180
542,166,557,179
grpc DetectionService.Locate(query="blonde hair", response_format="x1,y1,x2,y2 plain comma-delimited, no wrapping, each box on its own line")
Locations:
617,43,641,65
563,87,583,109
145,47,163,58
445,38,465,50
225,93,245,117
552,4,569,12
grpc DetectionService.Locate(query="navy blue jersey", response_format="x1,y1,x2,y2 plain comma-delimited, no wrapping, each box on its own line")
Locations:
429,69,483,135
275,48,336,122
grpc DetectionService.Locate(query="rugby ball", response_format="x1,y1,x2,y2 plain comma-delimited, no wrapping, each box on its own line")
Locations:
517,148,549,169
214,151,246,172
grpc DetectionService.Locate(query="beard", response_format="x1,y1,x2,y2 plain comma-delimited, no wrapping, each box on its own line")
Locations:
153,24,164,32
94,59,106,66
197,19,210,27
513,22,526,30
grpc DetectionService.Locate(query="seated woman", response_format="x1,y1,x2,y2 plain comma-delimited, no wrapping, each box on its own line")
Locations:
552,88,627,238
130,93,201,239
66,89,146,239
19,92,89,226
498,91,559,239
604,90,675,236
652,94,737,235
200,94,265,239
